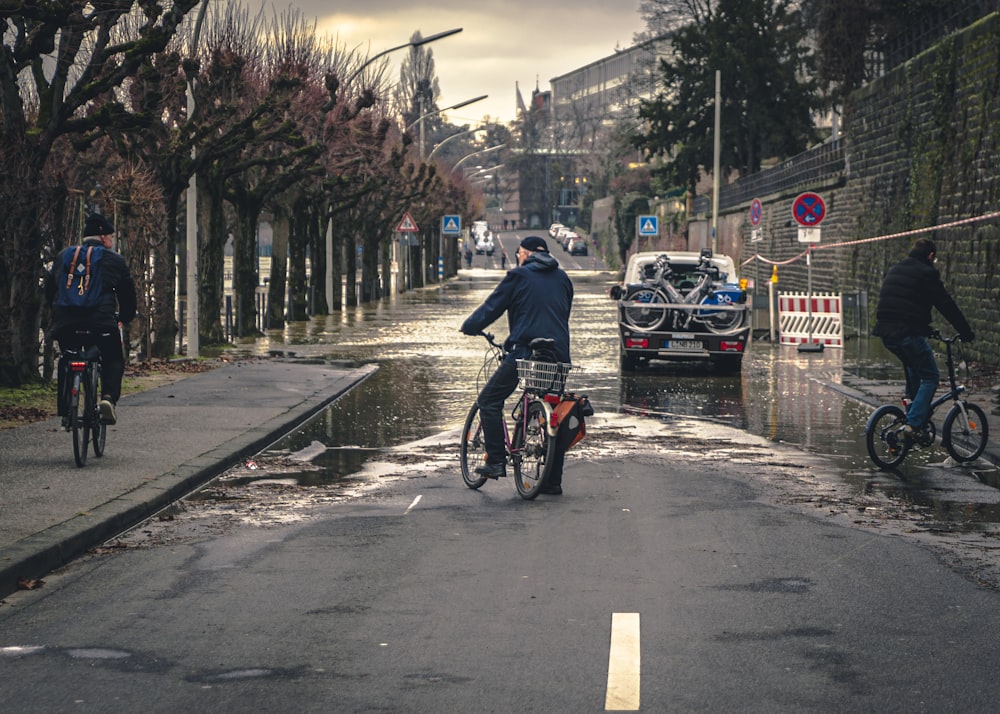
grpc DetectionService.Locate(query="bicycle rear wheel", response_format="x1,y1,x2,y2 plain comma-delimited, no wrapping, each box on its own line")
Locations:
865,404,909,469
71,372,88,467
90,365,107,457
943,401,988,462
459,403,489,489
512,399,556,500
699,296,743,334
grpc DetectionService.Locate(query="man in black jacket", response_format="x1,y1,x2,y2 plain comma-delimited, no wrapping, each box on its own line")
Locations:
873,237,974,436
461,235,573,492
46,213,137,426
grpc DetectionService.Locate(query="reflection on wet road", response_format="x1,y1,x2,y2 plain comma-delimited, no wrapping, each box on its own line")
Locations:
213,268,1000,530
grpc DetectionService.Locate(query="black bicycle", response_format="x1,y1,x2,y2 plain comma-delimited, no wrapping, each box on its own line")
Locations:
57,328,112,467
460,333,571,499
865,332,988,469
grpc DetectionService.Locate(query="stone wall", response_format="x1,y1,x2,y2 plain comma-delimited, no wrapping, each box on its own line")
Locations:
718,13,1000,364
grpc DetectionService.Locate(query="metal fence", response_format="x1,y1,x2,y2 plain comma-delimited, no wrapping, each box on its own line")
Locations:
718,139,845,211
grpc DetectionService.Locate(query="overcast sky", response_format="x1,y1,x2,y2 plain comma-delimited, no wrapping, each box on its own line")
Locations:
248,0,646,124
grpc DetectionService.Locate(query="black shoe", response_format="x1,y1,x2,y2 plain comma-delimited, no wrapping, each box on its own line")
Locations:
475,462,506,479
540,484,563,495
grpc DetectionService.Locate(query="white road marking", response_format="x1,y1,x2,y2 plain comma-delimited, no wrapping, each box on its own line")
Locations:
404,495,422,514
605,612,641,711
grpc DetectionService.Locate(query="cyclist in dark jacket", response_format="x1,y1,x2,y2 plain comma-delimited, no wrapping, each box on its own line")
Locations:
461,235,573,492
873,237,973,435
45,213,137,426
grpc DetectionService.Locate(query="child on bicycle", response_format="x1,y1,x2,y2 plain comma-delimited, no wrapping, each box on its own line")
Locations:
872,237,974,440
460,236,573,492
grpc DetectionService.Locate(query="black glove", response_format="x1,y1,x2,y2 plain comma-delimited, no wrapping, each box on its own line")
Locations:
961,331,975,343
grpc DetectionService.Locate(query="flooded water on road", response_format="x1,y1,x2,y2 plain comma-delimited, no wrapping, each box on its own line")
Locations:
209,269,1000,528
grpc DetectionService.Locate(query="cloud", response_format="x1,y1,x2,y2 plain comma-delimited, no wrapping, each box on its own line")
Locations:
248,1,645,123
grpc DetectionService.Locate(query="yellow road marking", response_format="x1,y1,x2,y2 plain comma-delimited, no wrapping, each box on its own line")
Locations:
605,612,640,711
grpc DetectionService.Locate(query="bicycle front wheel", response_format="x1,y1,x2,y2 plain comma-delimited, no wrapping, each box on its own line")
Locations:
459,403,489,489
512,400,556,500
71,372,88,467
90,365,107,458
943,401,988,463
622,286,669,331
865,404,909,470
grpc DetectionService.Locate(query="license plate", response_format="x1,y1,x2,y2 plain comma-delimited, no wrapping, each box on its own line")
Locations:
662,340,703,350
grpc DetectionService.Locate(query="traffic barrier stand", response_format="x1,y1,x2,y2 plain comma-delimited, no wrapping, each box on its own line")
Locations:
778,292,843,348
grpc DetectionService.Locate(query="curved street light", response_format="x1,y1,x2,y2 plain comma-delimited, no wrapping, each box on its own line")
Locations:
452,143,506,173
405,94,488,159
426,125,489,162
344,27,463,86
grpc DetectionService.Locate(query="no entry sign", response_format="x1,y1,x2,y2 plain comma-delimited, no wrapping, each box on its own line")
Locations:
792,192,826,226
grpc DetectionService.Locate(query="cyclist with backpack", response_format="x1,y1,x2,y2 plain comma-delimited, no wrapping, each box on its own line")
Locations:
45,213,137,426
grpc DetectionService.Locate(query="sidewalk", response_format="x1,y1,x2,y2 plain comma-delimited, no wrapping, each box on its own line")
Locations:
0,359,377,599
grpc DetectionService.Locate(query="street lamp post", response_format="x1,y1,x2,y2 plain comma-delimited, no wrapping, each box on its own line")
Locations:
324,27,463,311
451,143,506,174
403,94,488,159
185,0,210,358
426,125,488,162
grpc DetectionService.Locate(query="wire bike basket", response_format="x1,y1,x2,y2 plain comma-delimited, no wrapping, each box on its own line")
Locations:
517,359,572,395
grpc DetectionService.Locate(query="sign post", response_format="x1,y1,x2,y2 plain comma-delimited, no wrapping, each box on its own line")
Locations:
791,193,826,353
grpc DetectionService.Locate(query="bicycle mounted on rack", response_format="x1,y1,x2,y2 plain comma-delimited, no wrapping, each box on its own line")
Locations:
609,249,750,371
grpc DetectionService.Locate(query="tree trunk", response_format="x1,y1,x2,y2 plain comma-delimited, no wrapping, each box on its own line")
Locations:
197,174,227,345
267,211,289,328
309,203,329,315
150,190,180,358
287,196,309,321
233,204,262,338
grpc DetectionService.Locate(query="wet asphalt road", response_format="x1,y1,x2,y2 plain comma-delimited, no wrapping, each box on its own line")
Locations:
5,261,1000,711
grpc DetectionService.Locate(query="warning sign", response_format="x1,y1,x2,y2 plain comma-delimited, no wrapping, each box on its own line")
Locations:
397,212,419,233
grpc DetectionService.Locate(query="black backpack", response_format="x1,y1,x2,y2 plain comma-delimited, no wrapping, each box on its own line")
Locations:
56,245,106,309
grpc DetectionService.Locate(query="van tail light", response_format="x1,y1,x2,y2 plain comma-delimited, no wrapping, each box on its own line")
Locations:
719,341,745,353
625,337,649,348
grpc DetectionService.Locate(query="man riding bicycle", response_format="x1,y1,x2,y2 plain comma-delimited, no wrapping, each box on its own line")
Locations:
45,213,137,426
873,237,974,441
461,235,573,492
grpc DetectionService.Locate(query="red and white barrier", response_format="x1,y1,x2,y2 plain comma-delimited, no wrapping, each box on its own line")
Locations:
778,292,843,348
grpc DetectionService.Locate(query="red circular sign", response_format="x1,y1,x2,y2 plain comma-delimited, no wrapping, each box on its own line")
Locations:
792,192,826,226
749,198,762,226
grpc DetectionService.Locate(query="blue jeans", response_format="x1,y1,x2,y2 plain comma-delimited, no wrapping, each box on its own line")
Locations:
880,335,939,428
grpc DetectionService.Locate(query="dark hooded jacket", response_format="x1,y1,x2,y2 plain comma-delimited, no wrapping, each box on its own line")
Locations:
872,254,971,339
461,251,573,363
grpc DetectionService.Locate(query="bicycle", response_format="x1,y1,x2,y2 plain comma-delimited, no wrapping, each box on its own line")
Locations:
620,250,744,334
57,326,116,467
460,332,572,500
865,331,988,469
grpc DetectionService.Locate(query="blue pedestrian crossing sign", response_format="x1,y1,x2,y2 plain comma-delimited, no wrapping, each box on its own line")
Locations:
441,215,461,235
637,215,658,236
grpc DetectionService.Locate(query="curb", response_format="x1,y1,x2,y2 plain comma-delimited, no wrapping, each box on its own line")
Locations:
0,363,378,599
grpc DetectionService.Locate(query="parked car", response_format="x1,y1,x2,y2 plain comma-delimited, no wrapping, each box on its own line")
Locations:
472,220,494,256
555,226,573,249
567,234,588,256
609,250,750,372
548,223,565,239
